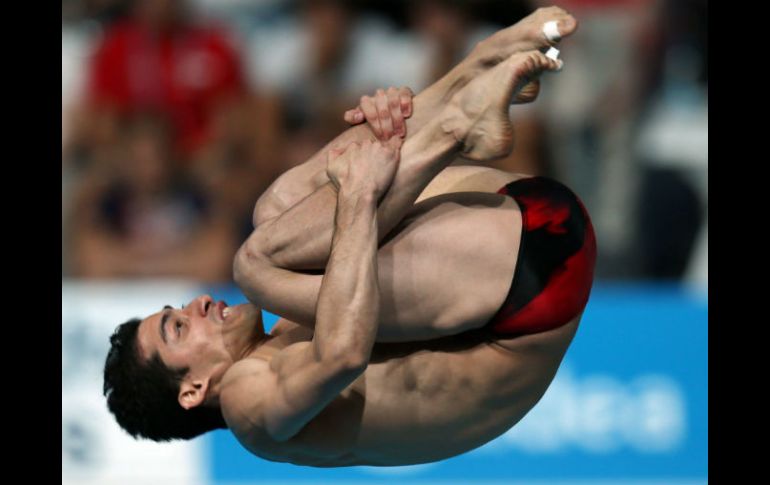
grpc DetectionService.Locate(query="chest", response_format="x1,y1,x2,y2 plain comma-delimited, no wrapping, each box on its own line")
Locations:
248,340,548,467
247,322,575,466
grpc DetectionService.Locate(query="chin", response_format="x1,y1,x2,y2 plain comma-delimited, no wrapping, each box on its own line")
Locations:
231,303,263,330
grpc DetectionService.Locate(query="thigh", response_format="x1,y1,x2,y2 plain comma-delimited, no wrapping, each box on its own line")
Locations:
375,191,522,342
416,166,526,202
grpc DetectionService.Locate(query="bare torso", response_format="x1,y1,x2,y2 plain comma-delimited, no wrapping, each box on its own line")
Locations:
224,166,583,466
229,314,579,467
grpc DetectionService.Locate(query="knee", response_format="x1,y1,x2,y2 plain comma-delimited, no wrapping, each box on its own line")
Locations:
233,231,271,289
252,191,285,227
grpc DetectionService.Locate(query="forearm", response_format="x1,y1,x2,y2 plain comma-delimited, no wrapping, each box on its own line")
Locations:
251,77,457,227
252,124,372,226
312,187,380,363
253,118,457,269
256,185,383,443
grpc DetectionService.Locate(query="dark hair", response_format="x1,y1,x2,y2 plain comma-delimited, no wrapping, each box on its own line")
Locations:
103,318,228,441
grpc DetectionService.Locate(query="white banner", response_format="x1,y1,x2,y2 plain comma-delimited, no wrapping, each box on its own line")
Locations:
62,280,208,485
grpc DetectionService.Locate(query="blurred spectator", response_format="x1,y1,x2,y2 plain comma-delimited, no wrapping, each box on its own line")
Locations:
63,0,134,24
636,168,703,279
251,0,371,168
410,0,491,86
73,0,249,162
246,0,544,174
62,0,707,284
68,114,239,281
247,0,426,169
63,0,280,277
633,0,707,283
280,0,360,164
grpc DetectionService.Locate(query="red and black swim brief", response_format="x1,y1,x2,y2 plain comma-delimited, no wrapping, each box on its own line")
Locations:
487,176,597,337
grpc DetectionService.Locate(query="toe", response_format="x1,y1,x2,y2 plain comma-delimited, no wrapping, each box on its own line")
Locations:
558,15,578,37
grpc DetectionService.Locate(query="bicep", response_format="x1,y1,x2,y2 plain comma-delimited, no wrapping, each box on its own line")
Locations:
225,343,362,443
267,355,363,441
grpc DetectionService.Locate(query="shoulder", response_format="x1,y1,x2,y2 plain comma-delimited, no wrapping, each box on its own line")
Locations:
269,318,310,338
219,359,274,432
220,358,286,450
268,318,292,337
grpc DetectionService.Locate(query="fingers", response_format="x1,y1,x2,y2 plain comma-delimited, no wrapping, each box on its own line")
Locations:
375,89,394,140
327,144,345,161
399,86,413,118
353,86,414,141
385,134,403,153
344,108,365,125
359,95,381,139
386,87,406,138
331,138,401,164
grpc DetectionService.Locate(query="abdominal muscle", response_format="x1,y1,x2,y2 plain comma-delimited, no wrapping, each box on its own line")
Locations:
242,315,580,467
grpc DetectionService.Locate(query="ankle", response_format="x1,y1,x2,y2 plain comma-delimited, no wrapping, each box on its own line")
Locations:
438,105,469,147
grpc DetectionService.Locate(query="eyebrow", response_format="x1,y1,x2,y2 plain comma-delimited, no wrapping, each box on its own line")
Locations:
160,305,172,344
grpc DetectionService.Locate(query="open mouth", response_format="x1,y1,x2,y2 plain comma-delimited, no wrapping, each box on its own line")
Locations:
216,300,229,322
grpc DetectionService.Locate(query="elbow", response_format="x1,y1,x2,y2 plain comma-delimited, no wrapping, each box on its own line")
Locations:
264,413,305,443
315,344,370,378
233,237,270,295
232,246,249,290
266,424,298,444
316,337,371,375
343,357,369,376
330,351,370,377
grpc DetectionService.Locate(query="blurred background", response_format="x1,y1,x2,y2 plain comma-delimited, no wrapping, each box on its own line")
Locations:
62,0,707,483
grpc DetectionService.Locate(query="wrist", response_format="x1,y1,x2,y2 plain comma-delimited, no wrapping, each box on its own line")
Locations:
312,168,332,189
339,185,378,204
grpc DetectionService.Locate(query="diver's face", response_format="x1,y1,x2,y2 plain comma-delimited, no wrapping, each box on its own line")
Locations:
137,295,233,372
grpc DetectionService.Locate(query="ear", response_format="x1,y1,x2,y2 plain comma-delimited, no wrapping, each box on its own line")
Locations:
178,377,210,410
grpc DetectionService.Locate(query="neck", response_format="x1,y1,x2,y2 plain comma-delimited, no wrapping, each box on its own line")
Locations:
205,331,272,407
221,304,271,362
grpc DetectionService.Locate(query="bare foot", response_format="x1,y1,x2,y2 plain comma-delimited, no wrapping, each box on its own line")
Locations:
472,6,578,63
441,50,562,161
418,6,578,119
471,6,577,105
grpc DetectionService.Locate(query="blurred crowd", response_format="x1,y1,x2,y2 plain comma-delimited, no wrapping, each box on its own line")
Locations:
61,0,707,285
